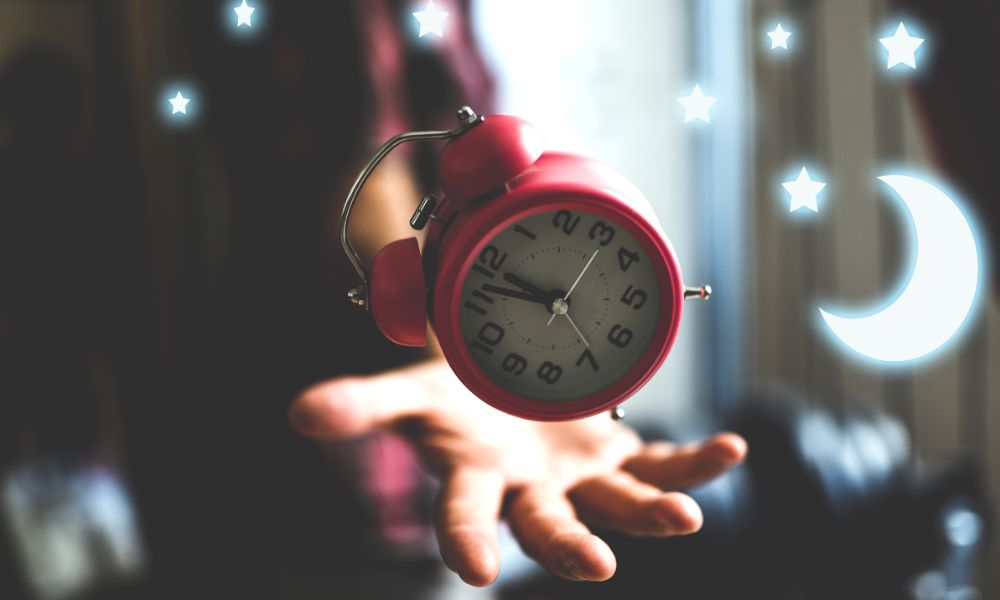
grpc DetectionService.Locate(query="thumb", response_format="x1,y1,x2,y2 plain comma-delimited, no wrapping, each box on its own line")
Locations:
288,362,441,440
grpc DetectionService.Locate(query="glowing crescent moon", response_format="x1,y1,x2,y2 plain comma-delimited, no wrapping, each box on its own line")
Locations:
819,175,980,362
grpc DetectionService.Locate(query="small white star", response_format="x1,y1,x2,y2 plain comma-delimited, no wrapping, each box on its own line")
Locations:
413,0,449,38
677,84,717,124
768,24,792,49
168,91,190,115
879,22,925,69
782,167,827,213
234,0,255,27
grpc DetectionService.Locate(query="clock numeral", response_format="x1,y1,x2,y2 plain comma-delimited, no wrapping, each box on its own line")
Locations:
607,324,633,348
471,289,495,305
513,225,537,240
619,285,648,310
552,210,580,236
537,361,563,384
588,221,616,247
617,247,640,272
472,244,508,280
464,288,496,316
471,322,505,355
502,352,528,376
575,349,599,372
464,302,486,316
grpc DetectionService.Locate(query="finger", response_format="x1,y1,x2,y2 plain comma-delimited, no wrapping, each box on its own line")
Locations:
435,468,505,587
622,433,747,490
506,485,616,582
569,471,702,536
288,364,439,439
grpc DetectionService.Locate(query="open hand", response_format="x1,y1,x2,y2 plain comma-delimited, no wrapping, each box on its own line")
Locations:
289,360,746,586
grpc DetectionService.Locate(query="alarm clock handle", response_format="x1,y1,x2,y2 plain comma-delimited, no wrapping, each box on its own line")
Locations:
340,106,484,308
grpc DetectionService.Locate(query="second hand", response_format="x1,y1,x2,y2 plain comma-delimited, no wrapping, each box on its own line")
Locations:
564,313,590,347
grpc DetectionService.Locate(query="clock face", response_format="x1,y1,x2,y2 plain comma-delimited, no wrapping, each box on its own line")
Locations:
458,209,662,402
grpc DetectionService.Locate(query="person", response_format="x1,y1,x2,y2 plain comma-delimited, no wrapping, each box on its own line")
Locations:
225,1,747,588
173,0,749,592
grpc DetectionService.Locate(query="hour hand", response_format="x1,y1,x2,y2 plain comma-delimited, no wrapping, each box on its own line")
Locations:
502,272,550,298
481,284,549,305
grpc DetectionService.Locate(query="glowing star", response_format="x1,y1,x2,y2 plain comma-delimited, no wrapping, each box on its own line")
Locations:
767,24,791,49
234,0,255,27
413,0,449,38
819,175,979,362
168,92,190,115
879,22,924,69
677,84,717,124
782,167,826,213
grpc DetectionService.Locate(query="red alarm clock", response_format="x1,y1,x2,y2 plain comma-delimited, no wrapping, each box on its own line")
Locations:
340,107,710,421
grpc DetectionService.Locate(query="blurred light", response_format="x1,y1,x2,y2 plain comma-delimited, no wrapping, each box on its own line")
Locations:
944,507,983,548
2,459,146,600
879,22,924,69
913,571,948,600
472,0,592,154
233,0,255,28
413,0,449,38
851,420,893,487
677,84,717,124
168,91,189,115
781,166,826,213
767,24,791,50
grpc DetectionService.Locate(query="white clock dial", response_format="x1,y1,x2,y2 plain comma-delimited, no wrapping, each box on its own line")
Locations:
458,209,662,402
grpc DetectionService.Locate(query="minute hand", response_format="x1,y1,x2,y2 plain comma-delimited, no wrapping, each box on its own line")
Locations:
564,247,600,301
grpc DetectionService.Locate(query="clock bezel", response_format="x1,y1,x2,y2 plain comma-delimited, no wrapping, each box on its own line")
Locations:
431,183,685,421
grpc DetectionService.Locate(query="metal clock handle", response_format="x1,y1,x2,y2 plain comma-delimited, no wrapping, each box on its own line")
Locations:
340,106,484,309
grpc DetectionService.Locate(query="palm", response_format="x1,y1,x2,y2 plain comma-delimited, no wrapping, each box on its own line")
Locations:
290,360,745,586
383,366,636,482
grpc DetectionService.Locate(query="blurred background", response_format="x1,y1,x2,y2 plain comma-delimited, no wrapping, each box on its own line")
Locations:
0,0,997,598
